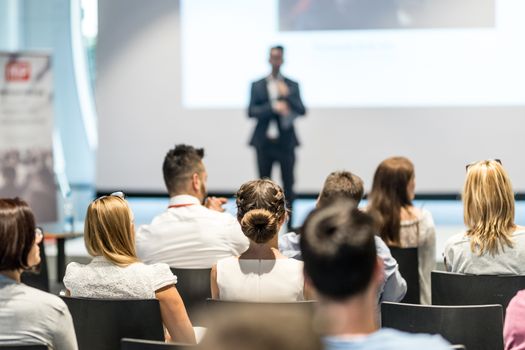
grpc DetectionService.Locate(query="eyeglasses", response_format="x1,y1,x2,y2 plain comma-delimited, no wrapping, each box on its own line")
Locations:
35,227,43,244
465,159,502,172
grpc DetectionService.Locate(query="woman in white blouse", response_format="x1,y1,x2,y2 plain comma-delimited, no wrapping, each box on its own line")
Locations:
63,193,195,344
367,157,436,305
211,179,310,302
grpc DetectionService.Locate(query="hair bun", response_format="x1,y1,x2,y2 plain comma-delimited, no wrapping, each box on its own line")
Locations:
241,209,278,243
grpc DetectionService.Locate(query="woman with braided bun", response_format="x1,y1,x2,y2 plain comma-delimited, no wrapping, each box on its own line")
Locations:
211,179,309,301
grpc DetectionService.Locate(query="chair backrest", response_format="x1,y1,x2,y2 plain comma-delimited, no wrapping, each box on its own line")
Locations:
450,346,466,350
0,346,48,350
388,247,420,304
381,301,503,350
121,338,190,350
21,239,49,292
61,296,164,350
170,268,211,321
432,271,525,316
206,298,316,314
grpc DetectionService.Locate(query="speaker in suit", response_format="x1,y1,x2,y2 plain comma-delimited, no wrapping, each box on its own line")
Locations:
248,46,306,214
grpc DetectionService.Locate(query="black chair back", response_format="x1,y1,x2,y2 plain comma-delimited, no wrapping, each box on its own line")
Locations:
388,247,420,304
61,296,164,350
21,238,49,292
381,301,503,350
121,338,190,350
0,346,48,350
170,268,211,321
432,271,525,317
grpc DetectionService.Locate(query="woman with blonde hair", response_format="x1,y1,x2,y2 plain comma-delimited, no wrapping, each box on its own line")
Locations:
211,179,308,301
368,156,436,304
444,160,525,274
64,193,195,344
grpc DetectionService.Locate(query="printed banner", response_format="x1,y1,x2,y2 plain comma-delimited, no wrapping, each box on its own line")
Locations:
0,52,57,222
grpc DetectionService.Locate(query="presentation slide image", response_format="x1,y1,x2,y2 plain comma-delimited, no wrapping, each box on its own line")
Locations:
279,0,495,31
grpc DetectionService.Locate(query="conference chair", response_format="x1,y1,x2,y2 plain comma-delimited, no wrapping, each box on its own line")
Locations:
21,233,49,292
432,271,525,316
169,268,211,322
0,346,48,350
61,297,164,350
388,247,420,304
121,338,191,350
381,301,503,350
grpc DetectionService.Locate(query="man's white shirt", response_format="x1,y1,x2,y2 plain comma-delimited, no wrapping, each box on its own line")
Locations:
136,195,249,268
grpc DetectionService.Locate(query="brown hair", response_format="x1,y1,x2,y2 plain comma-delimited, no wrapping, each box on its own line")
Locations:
236,179,287,243
368,157,414,245
84,196,139,266
463,160,515,255
318,170,364,207
198,306,321,350
162,144,205,196
0,198,36,271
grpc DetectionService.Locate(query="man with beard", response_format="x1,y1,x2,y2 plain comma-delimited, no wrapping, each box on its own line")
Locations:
136,144,249,268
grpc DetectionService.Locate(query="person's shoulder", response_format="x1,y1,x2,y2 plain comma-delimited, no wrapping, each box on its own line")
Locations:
445,231,469,248
20,284,70,315
64,261,87,281
283,76,299,85
373,329,450,349
252,78,267,86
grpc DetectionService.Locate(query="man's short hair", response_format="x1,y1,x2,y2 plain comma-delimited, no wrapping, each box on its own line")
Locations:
301,199,377,300
318,171,364,207
271,45,284,53
162,144,205,195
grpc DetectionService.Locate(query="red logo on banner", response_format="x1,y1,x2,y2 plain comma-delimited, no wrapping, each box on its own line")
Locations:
5,61,31,81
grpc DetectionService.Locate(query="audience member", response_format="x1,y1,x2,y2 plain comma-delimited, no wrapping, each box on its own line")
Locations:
504,290,525,350
368,156,435,304
197,306,322,350
444,159,525,274
279,170,407,302
63,193,195,344
0,198,77,349
301,199,450,349
211,179,308,301
136,144,249,268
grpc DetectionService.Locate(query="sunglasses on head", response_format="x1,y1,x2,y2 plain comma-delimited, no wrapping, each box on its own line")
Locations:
465,159,502,172
95,191,126,202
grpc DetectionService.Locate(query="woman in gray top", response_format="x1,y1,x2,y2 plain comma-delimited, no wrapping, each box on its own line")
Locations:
0,198,77,349
444,160,525,274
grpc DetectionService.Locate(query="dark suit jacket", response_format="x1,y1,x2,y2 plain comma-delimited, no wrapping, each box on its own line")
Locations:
248,77,306,149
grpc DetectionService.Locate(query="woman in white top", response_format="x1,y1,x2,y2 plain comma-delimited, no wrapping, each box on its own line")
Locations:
63,193,195,344
0,198,77,350
368,157,436,305
211,179,309,302
444,159,525,274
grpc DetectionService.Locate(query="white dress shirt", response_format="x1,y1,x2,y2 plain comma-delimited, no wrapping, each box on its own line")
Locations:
136,195,250,268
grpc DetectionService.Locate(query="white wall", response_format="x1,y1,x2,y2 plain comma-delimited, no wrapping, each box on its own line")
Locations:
96,0,525,194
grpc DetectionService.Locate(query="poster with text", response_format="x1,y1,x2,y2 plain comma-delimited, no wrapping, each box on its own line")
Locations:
0,52,57,222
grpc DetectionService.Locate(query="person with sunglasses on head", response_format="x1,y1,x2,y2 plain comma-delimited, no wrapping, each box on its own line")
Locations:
0,198,77,349
63,193,196,344
444,159,525,275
